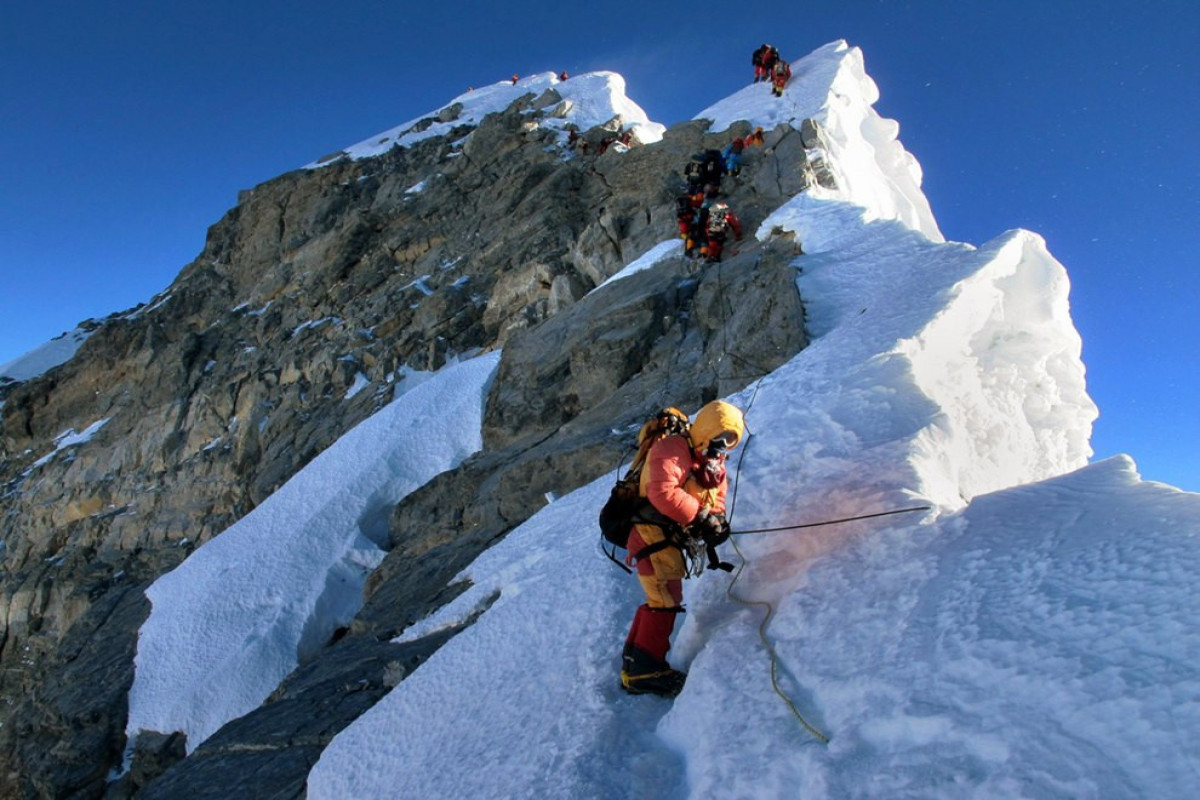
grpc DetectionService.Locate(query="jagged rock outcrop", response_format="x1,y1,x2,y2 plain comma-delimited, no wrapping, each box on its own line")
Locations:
0,87,818,797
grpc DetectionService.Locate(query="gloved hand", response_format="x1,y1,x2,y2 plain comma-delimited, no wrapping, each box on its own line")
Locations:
693,508,734,572
692,508,731,546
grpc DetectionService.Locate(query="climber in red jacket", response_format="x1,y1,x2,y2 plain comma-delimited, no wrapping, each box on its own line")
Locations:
621,400,745,697
752,44,780,83
704,200,743,263
770,58,791,97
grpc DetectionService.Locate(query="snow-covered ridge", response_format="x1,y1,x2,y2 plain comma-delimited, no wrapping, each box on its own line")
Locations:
122,38,1196,798
304,70,665,168
756,193,1095,510
698,40,942,243
301,41,1171,799
0,326,93,384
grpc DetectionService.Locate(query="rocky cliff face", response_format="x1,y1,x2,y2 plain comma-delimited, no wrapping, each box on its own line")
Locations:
0,86,822,797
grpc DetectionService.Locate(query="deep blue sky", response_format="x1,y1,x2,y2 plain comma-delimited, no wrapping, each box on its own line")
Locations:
2,1,1196,491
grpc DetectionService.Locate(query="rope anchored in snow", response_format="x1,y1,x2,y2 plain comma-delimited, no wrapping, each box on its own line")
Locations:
705,253,930,745
727,531,831,745
723,439,931,745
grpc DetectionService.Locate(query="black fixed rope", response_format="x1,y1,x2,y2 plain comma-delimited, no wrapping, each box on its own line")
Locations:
733,505,933,535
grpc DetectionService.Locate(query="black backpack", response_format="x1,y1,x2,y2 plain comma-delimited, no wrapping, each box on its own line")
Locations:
599,408,691,570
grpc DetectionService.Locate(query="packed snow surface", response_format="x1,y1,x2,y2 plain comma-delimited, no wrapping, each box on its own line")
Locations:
124,39,1197,798
0,326,92,383
304,70,664,167
125,352,500,752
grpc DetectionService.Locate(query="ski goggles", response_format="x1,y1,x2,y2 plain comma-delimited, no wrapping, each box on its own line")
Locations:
709,430,739,450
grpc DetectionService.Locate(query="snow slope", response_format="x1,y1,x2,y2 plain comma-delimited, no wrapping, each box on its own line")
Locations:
307,456,1198,798
0,326,92,384
125,40,1199,798
304,70,665,167
125,352,500,752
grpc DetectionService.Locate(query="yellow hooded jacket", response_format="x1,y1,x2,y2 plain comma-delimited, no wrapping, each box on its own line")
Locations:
633,400,745,581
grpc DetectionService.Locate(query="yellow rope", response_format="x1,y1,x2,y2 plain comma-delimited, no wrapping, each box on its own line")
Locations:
726,534,830,744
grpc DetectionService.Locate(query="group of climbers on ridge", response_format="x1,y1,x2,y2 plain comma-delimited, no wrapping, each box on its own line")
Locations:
669,44,796,263
752,43,792,97
675,132,765,263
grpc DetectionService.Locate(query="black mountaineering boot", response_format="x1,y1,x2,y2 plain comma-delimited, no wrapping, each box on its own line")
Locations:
620,646,687,698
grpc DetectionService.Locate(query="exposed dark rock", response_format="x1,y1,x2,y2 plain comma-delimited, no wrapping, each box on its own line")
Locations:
0,577,150,798
116,628,463,800
122,731,188,796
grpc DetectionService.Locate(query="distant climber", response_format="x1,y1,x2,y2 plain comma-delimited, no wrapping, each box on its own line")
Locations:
704,198,743,263
675,194,707,258
681,149,724,195
688,201,710,259
682,155,705,195
770,58,791,97
745,126,765,148
752,44,780,83
559,70,569,81
692,149,727,195
722,137,745,176
511,74,519,85
675,195,695,238
620,402,745,697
